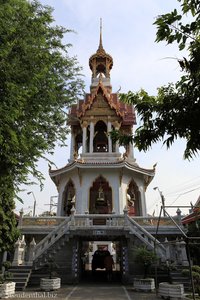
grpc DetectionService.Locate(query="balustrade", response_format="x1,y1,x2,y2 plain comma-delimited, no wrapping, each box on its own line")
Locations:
21,214,177,264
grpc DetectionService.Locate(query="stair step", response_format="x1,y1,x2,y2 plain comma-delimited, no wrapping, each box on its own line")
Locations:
10,272,30,276
7,266,32,291
12,278,28,282
10,266,32,270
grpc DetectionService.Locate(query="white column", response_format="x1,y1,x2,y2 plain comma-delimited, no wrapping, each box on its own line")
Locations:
89,121,94,153
21,236,26,264
27,238,36,266
164,237,171,260
114,122,120,153
128,128,134,159
179,239,189,266
82,125,87,154
70,132,75,160
115,141,119,153
56,186,65,216
128,142,134,159
107,121,112,153
139,186,147,216
12,239,21,266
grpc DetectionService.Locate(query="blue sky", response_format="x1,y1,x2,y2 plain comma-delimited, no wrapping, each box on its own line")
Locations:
16,0,200,216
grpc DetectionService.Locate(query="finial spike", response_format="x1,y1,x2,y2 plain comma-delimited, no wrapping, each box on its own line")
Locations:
99,18,103,50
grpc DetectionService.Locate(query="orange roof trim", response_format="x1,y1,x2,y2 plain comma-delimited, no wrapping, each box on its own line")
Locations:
77,80,124,118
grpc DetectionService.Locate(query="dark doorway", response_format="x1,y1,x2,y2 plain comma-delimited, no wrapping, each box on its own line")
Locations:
63,180,75,216
79,240,122,283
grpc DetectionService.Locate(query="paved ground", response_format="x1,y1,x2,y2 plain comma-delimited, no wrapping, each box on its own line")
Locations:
13,284,160,300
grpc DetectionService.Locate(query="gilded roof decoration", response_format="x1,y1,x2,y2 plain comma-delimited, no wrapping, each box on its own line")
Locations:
89,19,113,75
77,80,123,118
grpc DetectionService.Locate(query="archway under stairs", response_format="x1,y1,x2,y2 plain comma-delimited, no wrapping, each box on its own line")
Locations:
78,238,125,283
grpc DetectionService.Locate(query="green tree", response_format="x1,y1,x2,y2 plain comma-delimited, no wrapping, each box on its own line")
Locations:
0,0,83,253
187,221,200,265
134,246,157,278
111,0,200,159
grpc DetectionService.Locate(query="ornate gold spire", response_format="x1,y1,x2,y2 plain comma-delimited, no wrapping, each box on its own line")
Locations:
97,18,104,53
89,19,113,79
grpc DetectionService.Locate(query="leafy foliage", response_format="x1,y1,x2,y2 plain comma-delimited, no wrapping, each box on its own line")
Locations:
45,257,59,279
109,129,134,146
183,265,200,295
0,261,13,283
187,221,200,265
0,0,84,252
116,1,200,159
134,246,157,278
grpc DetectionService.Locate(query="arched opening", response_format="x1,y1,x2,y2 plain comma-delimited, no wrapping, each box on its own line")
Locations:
89,176,112,214
96,64,106,76
79,239,122,283
93,121,108,152
63,180,75,216
127,180,140,216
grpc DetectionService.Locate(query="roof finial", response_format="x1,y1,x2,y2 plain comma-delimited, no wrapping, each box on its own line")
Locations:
98,18,103,50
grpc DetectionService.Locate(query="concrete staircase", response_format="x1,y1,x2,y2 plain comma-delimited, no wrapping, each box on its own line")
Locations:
33,217,71,268
127,216,166,259
32,214,166,269
8,266,32,291
33,234,69,269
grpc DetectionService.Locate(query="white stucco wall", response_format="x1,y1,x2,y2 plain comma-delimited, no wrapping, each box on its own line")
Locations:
55,165,148,216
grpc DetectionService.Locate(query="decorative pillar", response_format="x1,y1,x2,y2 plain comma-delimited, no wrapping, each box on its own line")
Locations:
70,205,76,226
82,122,87,154
179,239,189,266
164,237,171,260
72,241,79,282
122,245,129,283
70,131,75,160
85,210,90,226
139,186,147,216
123,206,129,227
57,186,65,216
21,235,26,264
128,142,134,159
114,122,120,153
27,238,36,266
107,121,112,153
127,128,134,159
12,238,22,266
89,121,94,153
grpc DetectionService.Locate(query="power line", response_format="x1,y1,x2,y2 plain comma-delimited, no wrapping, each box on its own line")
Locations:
164,176,200,197
169,186,200,206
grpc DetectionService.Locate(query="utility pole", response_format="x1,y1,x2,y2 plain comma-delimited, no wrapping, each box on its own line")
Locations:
153,187,166,217
27,191,37,217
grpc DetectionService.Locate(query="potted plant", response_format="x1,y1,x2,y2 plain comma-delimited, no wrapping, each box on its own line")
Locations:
182,265,200,298
40,258,61,291
133,246,157,292
158,261,185,299
0,261,16,298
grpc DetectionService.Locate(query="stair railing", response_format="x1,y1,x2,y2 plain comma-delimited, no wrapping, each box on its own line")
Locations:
33,217,71,261
127,216,166,258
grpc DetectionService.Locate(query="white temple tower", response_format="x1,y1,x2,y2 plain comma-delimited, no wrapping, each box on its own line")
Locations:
18,26,186,286
49,25,155,219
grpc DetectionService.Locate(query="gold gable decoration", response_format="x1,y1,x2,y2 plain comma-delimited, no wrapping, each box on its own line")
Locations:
77,81,123,118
